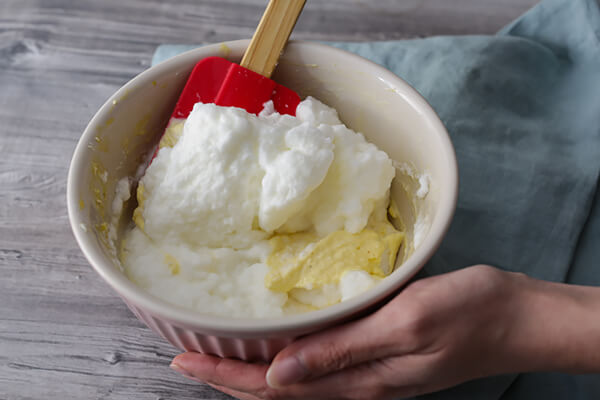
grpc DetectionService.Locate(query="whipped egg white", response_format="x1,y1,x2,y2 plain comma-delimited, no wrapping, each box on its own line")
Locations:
121,97,403,318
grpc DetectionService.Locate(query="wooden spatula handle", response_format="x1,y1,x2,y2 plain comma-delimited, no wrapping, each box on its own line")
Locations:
240,0,306,78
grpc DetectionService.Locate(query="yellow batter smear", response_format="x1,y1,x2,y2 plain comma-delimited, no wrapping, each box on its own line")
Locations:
132,120,185,232
266,219,403,293
164,253,180,275
159,119,185,149
133,183,146,230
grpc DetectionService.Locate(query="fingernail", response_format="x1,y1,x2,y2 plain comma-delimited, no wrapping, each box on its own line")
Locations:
170,362,194,379
266,356,308,388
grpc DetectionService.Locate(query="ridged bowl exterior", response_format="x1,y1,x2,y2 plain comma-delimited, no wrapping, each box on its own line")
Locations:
123,299,293,361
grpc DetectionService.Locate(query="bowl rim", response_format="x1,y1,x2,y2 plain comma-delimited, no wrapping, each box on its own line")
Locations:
67,39,458,337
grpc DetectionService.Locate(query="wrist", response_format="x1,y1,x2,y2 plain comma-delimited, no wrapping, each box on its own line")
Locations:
501,274,600,374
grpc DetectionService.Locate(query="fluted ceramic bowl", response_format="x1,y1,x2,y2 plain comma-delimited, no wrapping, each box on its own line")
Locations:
67,40,458,361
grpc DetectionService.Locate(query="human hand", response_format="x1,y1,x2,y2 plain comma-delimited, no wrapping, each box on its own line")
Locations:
169,265,600,399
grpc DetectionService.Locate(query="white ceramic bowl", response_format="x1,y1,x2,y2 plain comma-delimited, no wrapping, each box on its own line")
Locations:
67,40,458,361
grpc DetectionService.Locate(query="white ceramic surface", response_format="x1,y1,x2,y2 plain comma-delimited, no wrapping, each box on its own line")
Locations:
67,40,458,361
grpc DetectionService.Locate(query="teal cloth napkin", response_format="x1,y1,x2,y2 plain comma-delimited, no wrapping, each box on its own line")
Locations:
153,0,600,398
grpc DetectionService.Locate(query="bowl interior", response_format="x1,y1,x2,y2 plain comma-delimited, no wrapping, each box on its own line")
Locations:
68,40,456,337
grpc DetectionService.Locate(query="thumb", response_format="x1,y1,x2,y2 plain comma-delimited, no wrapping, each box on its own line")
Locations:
266,311,392,388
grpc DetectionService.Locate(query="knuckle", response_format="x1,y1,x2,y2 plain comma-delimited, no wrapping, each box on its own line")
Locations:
473,264,501,279
470,265,513,293
471,264,507,282
212,358,228,385
472,263,495,272
403,301,429,331
317,342,354,372
376,297,430,351
398,304,431,350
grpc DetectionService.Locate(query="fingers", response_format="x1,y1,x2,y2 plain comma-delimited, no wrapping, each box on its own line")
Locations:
266,310,395,388
278,361,389,399
171,352,269,396
279,356,439,400
171,351,431,400
171,351,382,399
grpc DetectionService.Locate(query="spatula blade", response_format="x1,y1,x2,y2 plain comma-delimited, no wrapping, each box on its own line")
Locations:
171,56,300,119
171,56,232,119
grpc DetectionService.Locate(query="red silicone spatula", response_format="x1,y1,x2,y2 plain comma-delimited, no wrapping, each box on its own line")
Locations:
171,0,306,119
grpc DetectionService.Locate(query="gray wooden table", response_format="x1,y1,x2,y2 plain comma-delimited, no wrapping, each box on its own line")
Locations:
0,1,538,398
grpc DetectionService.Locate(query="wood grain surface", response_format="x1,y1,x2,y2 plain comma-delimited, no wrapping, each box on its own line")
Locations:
0,0,537,399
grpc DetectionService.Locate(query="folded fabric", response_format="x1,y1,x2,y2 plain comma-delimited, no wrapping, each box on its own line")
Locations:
152,0,600,398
